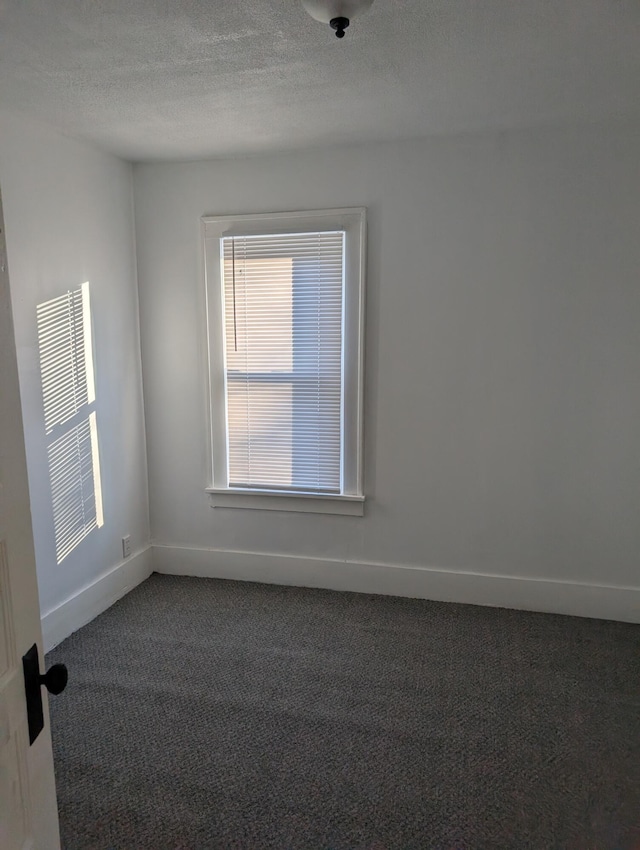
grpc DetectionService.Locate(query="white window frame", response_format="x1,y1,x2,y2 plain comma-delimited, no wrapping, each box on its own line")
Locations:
202,208,366,516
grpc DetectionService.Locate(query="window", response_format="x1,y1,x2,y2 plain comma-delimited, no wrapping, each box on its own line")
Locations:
36,282,104,562
203,209,365,515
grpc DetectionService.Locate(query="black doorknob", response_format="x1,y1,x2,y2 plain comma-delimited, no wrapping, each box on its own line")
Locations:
23,644,69,744
40,663,68,695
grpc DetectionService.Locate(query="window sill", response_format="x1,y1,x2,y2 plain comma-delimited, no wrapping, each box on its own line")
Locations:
206,488,364,516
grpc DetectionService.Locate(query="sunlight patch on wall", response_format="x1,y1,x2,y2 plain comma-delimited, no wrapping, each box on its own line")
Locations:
37,283,103,564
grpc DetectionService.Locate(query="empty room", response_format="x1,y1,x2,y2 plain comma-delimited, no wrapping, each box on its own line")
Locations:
0,1,639,848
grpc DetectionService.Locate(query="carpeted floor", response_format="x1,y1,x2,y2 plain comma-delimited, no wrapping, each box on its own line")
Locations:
47,573,640,850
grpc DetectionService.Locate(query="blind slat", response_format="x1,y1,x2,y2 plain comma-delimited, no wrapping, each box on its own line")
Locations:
222,231,344,493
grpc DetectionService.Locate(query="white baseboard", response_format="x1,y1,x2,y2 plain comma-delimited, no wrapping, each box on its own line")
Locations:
41,546,153,650
152,544,640,624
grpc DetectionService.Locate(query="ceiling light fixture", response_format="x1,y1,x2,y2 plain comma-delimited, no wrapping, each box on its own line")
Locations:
301,0,374,38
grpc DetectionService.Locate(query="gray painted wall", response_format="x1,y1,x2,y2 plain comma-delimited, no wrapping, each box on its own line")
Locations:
134,124,640,595
0,112,150,616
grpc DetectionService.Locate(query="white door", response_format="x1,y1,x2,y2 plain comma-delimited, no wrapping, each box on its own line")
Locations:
0,188,61,849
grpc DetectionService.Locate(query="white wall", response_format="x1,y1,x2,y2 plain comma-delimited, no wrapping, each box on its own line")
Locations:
134,124,640,617
0,112,151,632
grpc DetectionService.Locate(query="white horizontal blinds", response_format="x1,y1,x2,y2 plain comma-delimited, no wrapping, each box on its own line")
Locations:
37,283,94,434
222,231,344,493
47,412,102,564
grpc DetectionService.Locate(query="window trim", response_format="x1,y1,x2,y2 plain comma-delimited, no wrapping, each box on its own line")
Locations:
202,208,366,515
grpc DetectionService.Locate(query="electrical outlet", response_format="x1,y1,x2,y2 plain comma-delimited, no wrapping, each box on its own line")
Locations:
122,535,131,559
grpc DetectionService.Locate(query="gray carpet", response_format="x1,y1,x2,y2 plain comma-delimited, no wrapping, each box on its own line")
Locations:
47,573,640,850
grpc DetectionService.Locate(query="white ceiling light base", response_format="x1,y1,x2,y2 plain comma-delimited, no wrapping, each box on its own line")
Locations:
301,0,374,38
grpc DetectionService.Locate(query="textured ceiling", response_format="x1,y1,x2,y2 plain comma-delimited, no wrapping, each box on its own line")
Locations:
0,0,638,161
